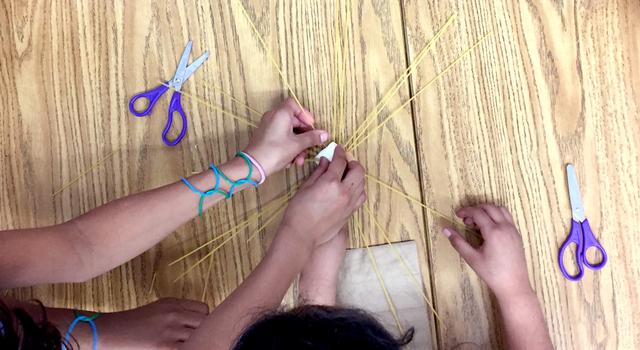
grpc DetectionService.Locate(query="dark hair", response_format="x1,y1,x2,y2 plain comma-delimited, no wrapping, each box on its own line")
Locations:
0,299,65,350
233,305,414,350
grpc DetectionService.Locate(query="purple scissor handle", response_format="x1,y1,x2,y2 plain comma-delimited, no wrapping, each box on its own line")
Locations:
128,40,208,147
128,84,187,146
162,92,188,146
128,84,169,117
558,219,608,281
558,164,608,282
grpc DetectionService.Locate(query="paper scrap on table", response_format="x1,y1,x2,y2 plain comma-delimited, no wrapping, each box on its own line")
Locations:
315,142,338,162
336,241,432,349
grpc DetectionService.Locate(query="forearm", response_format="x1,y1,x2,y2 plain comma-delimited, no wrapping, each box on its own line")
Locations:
71,156,259,274
182,225,312,350
496,289,553,350
0,156,259,287
4,298,99,348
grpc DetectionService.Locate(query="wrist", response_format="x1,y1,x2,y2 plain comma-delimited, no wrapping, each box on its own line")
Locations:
243,146,277,178
493,283,536,305
237,151,266,184
272,221,315,260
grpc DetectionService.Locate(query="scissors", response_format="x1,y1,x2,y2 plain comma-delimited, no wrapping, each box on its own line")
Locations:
558,163,607,281
129,40,209,146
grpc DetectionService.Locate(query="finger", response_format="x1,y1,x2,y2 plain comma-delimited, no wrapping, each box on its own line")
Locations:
295,129,330,150
345,151,355,162
348,184,365,208
260,110,274,121
181,310,207,329
343,161,365,187
325,145,348,180
176,299,209,314
479,204,506,223
296,108,315,131
294,150,307,162
351,181,365,198
281,98,314,127
499,206,515,224
456,207,495,231
172,327,195,342
356,191,367,208
442,228,479,264
305,158,330,186
294,152,306,167
463,217,477,229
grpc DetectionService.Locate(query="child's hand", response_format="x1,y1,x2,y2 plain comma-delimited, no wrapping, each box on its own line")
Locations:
244,98,330,176
442,205,533,300
100,297,208,349
281,146,365,247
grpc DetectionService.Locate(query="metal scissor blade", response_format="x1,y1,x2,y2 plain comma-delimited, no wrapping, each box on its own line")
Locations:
168,41,194,90
181,51,209,82
567,164,586,222
176,40,193,75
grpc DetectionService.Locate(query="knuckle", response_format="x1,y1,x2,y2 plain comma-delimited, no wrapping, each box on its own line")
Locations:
166,310,182,323
285,97,297,106
273,110,287,120
329,180,342,191
493,224,512,235
338,191,351,203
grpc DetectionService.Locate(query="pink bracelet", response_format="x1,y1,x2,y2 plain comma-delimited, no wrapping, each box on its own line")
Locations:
239,151,266,185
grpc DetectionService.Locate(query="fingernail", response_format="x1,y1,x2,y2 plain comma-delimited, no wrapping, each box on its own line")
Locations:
320,131,329,143
442,229,452,238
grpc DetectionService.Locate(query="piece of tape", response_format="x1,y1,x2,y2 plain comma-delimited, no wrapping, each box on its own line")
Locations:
315,142,338,162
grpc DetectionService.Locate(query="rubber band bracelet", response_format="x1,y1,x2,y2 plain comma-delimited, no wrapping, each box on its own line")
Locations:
238,151,266,185
62,311,101,350
214,153,258,196
181,154,258,216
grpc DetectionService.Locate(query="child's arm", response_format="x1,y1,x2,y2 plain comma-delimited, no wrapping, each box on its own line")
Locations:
3,297,208,349
443,205,553,350
297,228,348,306
181,147,366,350
0,98,329,288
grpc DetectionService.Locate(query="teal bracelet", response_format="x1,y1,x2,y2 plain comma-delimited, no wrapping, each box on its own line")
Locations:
72,310,102,321
181,153,258,216
62,311,101,350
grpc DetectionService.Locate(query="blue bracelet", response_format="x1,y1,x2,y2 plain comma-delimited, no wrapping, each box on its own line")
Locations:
62,312,101,350
181,154,258,216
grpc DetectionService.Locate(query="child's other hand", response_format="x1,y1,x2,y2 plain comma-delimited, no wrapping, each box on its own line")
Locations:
442,205,533,300
244,98,329,176
281,146,365,247
100,297,208,349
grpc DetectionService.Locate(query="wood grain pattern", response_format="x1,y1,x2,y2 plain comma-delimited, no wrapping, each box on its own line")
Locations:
2,0,638,349
0,0,436,345
402,0,640,348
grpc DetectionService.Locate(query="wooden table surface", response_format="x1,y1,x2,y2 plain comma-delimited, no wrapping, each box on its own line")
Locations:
1,1,638,349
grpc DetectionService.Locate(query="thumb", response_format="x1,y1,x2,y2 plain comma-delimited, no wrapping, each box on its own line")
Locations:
295,129,329,150
442,228,479,265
